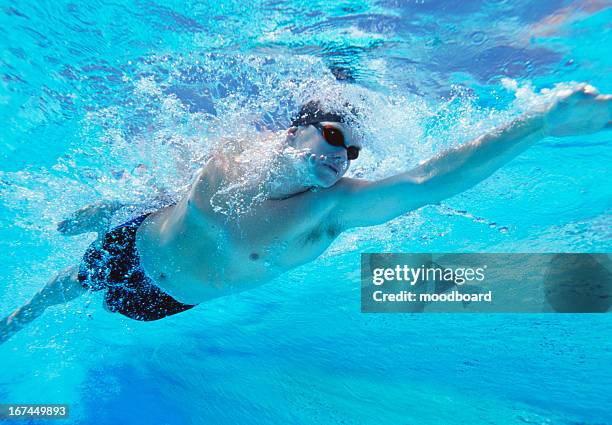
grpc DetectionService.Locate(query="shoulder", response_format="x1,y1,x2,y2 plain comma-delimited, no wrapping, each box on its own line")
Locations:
311,177,371,217
327,177,370,195
301,178,363,210
322,177,376,205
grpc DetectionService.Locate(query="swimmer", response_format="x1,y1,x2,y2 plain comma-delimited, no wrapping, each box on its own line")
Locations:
1,83,611,343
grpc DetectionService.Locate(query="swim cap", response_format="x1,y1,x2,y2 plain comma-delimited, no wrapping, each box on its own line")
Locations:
290,100,351,127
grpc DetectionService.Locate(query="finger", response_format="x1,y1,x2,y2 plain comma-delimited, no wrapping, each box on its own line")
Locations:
572,82,588,93
583,84,599,96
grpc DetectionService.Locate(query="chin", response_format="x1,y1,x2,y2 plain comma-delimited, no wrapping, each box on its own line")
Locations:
318,180,336,188
310,165,343,188
312,173,339,188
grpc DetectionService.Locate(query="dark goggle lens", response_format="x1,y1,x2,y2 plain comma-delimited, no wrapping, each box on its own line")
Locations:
321,125,345,147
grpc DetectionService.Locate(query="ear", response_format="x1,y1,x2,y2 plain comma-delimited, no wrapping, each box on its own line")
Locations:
286,126,299,147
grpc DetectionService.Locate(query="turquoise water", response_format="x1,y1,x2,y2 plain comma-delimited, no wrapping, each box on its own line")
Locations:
1,1,611,424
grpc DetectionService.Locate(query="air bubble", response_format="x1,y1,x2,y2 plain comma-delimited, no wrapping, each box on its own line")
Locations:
470,31,487,46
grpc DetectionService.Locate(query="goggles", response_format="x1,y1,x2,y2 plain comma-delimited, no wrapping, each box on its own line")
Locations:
311,122,360,160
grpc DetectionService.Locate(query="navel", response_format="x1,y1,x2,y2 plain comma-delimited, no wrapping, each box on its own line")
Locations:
249,253,260,261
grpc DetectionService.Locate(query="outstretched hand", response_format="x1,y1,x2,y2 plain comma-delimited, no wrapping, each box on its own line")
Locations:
544,83,612,138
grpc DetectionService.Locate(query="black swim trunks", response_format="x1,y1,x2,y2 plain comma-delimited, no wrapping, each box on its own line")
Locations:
78,213,196,321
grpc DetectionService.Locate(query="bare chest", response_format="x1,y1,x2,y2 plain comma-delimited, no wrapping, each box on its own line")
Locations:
136,194,342,303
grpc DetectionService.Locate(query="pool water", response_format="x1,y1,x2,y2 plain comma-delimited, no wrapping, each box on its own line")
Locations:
1,1,611,424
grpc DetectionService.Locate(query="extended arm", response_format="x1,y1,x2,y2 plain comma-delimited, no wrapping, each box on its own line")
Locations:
338,84,611,228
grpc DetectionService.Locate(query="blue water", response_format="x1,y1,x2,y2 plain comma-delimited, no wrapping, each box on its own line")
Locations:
1,1,611,424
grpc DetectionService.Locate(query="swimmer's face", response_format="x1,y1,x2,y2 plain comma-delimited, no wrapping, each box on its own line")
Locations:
286,121,361,188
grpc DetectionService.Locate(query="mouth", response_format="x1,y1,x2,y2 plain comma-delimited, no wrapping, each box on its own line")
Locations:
322,163,339,176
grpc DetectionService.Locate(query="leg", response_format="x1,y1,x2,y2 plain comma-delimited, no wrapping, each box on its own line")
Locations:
57,200,123,236
0,265,87,344
57,195,178,237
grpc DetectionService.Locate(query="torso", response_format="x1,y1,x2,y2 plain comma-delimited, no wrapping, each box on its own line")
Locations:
135,166,349,305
